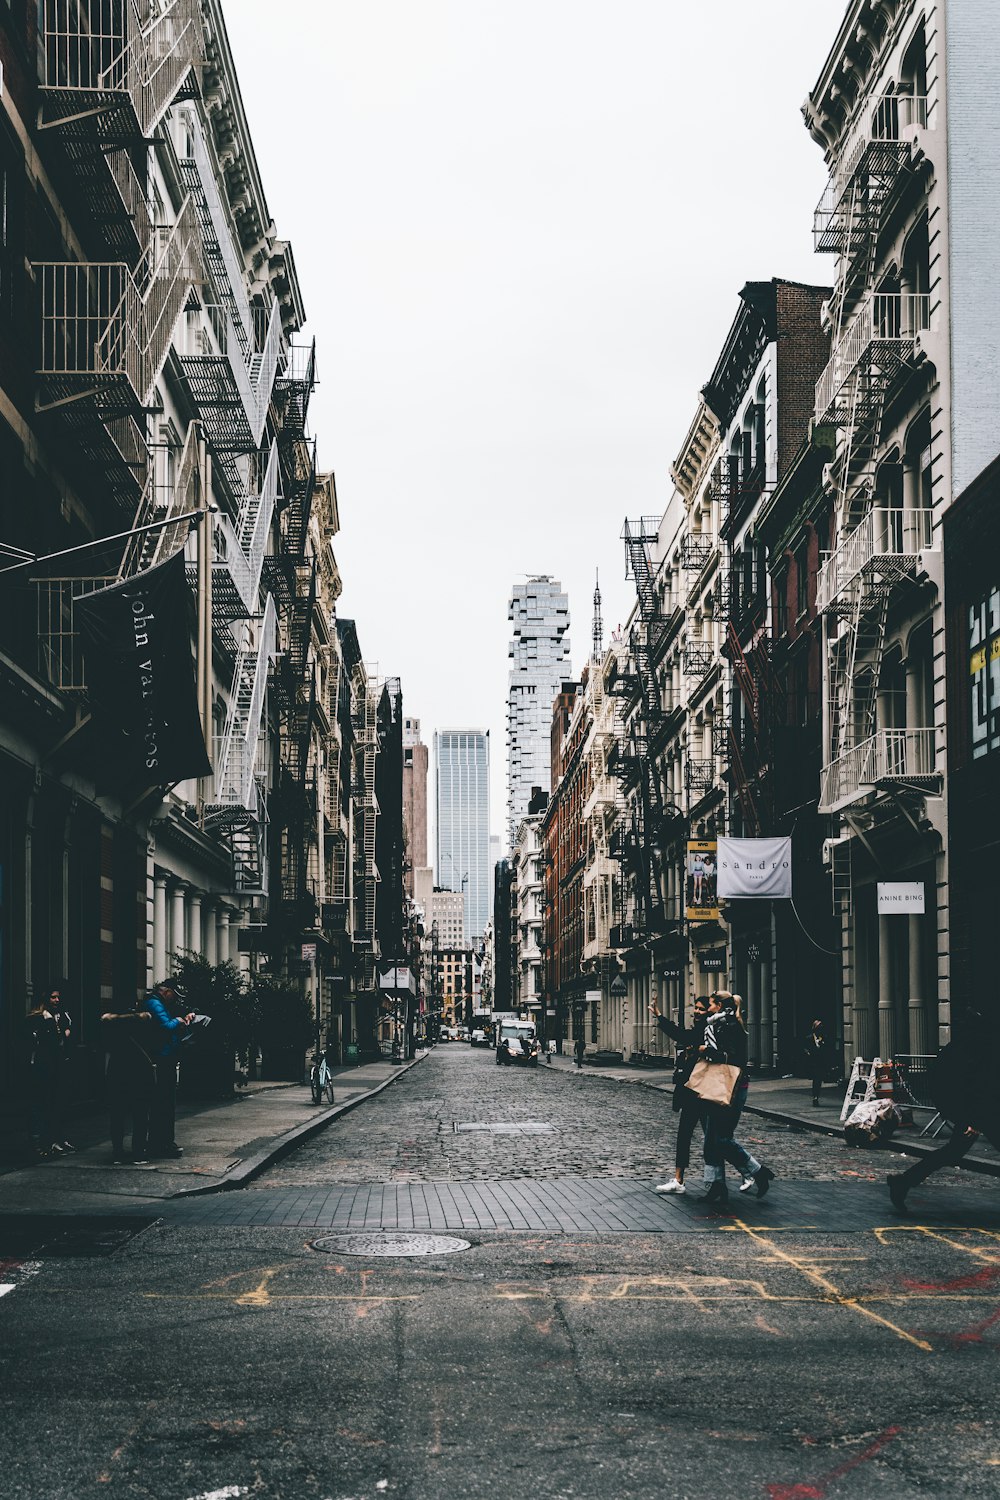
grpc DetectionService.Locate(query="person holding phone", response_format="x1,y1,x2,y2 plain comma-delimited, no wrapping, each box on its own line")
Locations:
649,992,710,1195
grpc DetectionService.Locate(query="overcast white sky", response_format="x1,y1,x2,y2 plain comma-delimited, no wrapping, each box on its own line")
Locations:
223,0,847,843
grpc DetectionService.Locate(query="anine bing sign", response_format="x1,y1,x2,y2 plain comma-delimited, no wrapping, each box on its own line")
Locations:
877,883,925,915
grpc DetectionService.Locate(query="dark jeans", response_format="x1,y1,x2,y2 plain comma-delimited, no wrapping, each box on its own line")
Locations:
811,1071,825,1100
675,1093,705,1175
703,1083,761,1183
30,1063,59,1147
107,1059,152,1158
895,1127,978,1189
149,1058,178,1150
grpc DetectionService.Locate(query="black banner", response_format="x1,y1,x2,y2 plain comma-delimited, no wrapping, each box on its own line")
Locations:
76,549,211,787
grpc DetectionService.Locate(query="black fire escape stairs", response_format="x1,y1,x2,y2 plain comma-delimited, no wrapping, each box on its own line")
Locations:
615,519,671,942
271,559,319,937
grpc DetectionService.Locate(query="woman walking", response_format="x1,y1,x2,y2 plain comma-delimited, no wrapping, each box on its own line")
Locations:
648,993,709,1195
699,991,775,1204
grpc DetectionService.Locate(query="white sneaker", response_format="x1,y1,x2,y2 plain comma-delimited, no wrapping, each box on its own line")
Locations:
655,1179,686,1194
738,1175,756,1193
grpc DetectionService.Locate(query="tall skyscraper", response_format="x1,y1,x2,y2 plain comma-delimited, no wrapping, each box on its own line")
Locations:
434,729,491,943
506,575,571,849
402,715,429,900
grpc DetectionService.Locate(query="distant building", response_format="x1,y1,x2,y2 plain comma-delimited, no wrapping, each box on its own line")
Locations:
402,716,429,900
507,577,571,849
434,728,491,942
428,889,465,949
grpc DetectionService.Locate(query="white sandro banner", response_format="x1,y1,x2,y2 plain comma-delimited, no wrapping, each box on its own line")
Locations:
717,837,793,900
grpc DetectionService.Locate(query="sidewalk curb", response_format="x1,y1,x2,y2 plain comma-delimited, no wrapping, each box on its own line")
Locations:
742,1102,1000,1179
171,1054,426,1198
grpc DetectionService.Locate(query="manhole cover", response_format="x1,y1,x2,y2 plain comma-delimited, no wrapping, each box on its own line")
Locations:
310,1233,472,1257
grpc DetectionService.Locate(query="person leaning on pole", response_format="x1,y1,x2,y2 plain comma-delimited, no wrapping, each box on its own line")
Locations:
145,977,196,1159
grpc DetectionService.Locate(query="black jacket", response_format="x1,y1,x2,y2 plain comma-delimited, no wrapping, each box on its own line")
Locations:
702,1007,748,1074
657,1012,708,1110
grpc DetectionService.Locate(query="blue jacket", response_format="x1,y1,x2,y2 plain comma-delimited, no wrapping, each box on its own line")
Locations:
146,994,187,1059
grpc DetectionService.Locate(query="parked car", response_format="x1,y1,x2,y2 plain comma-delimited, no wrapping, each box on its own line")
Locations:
470,1028,488,1047
496,1020,540,1067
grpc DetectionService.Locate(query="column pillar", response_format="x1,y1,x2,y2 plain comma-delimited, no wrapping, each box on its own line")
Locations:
188,892,203,958
878,913,896,1059
907,914,928,1056
746,958,761,1069
760,952,773,1071
203,904,217,966
170,883,187,968
216,906,231,965
153,876,168,982
851,905,876,1060
904,654,923,734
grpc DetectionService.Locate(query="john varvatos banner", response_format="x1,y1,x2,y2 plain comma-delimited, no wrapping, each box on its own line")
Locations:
76,549,212,788
717,837,793,900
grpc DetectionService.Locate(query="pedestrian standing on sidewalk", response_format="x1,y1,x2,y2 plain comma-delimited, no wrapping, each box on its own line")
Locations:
648,992,709,1195
26,993,61,1157
574,1033,585,1070
806,1019,828,1106
101,1004,155,1164
146,978,195,1159
888,1007,1000,1214
699,991,775,1205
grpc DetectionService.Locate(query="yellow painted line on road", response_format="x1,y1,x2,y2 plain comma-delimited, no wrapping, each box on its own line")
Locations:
728,1219,933,1352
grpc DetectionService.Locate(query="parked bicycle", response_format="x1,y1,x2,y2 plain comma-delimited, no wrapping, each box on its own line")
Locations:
309,1050,335,1105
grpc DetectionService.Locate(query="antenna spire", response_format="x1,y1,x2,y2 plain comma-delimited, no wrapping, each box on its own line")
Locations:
592,569,603,663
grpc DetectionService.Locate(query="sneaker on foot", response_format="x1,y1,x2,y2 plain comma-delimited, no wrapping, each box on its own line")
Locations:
49,1141,67,1155
59,1140,76,1152
655,1180,686,1194
738,1175,756,1193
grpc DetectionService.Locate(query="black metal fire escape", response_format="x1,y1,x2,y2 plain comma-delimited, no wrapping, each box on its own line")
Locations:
610,518,671,942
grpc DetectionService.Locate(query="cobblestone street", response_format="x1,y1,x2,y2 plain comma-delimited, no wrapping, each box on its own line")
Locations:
248,1045,1000,1198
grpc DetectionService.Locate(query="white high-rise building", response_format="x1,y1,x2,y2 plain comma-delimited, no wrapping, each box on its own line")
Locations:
434,729,491,943
506,576,571,849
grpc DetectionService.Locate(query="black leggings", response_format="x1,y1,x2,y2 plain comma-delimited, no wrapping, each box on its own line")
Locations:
895,1128,978,1189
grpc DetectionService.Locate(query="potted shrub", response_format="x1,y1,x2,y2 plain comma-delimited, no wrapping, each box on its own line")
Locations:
249,972,313,1082
171,954,252,1099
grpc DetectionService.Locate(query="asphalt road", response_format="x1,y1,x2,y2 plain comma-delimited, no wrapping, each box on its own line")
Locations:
3,1046,1000,1500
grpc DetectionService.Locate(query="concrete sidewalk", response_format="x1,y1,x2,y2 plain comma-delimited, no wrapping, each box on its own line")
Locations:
546,1050,1000,1177
0,1053,426,1215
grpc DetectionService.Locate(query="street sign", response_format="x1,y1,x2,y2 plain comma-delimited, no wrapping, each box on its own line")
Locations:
301,942,317,962
877,882,925,914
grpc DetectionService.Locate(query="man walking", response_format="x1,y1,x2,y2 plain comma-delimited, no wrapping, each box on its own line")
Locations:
574,1032,585,1070
806,1019,828,1106
146,978,195,1159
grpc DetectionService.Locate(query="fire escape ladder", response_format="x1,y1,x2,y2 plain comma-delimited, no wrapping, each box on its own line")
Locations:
728,726,761,836
120,421,201,578
281,438,317,560
725,621,760,732
830,834,853,916
204,593,277,894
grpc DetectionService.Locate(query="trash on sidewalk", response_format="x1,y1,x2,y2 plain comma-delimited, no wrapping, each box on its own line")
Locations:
844,1099,902,1147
